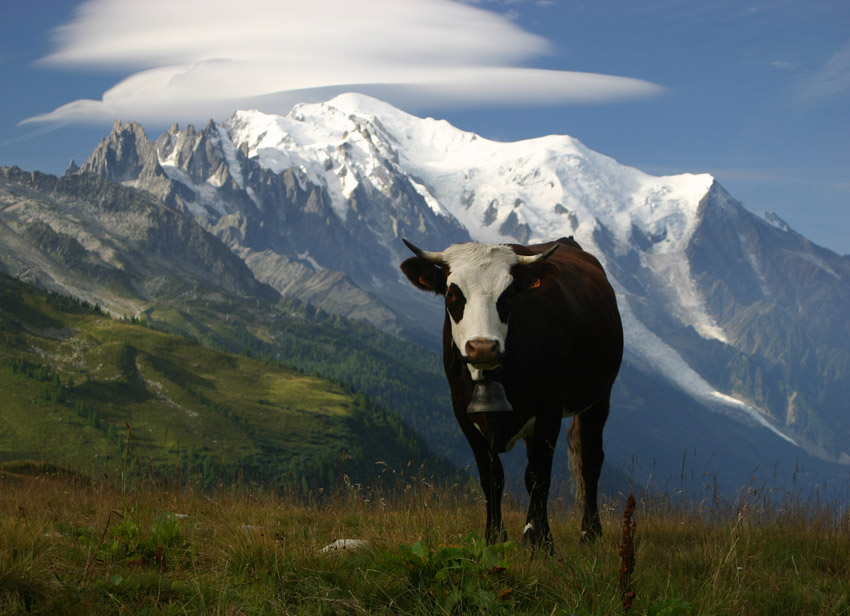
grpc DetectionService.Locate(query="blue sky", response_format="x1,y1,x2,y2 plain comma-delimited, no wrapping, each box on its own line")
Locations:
1,0,848,253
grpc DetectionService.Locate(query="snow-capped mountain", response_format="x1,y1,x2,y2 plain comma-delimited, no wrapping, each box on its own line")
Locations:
75,93,850,470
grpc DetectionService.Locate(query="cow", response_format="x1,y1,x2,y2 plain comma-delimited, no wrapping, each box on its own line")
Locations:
401,236,623,550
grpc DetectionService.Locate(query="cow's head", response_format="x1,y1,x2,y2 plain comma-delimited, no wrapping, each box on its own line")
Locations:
401,240,559,381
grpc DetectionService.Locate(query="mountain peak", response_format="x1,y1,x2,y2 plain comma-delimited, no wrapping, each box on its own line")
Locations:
224,94,717,254
306,92,411,120
80,120,158,183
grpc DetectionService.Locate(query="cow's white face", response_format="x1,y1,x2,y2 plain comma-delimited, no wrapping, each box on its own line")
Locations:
401,240,559,382
441,244,516,380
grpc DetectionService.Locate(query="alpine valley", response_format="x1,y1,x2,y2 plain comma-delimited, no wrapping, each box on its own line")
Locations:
2,93,848,494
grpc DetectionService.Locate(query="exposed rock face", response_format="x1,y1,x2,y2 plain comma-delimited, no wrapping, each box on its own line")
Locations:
77,118,464,335
685,184,850,455
82,121,161,184
238,248,403,334
0,166,276,313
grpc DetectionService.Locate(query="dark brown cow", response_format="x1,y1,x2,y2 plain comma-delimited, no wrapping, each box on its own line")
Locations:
401,236,623,548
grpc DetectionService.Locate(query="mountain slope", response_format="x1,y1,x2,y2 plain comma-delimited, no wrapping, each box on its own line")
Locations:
0,166,276,311
0,165,478,473
686,187,850,457
0,271,453,484
72,94,850,469
79,118,468,338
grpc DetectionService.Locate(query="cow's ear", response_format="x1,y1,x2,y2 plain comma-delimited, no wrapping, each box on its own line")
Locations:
517,261,559,294
401,257,447,294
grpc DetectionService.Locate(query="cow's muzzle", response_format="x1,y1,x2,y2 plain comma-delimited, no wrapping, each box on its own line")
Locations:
463,338,503,369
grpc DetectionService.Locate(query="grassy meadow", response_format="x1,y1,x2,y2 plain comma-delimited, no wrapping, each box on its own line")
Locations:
0,272,454,490
1,462,848,615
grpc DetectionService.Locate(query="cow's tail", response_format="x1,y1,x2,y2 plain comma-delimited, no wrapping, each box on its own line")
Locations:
566,418,586,507
566,400,609,508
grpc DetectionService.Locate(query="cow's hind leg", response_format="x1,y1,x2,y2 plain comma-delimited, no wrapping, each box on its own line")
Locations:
567,398,610,543
522,411,562,552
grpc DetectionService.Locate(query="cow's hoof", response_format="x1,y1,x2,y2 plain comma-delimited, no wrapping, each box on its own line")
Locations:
580,516,602,544
485,527,508,545
521,522,554,555
579,528,601,545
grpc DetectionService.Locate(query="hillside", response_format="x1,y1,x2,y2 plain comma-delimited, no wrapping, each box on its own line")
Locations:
0,165,464,469
0,272,454,486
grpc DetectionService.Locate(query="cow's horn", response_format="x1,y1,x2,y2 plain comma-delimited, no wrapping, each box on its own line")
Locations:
516,244,558,265
403,238,445,264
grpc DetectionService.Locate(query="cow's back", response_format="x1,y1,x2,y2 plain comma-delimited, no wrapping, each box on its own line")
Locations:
502,237,623,413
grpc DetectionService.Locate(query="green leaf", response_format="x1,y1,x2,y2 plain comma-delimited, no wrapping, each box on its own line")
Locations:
441,588,461,612
410,541,428,559
480,545,502,569
436,546,465,562
474,588,496,607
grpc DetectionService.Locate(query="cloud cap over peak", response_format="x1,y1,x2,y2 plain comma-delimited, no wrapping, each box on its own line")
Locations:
27,0,665,125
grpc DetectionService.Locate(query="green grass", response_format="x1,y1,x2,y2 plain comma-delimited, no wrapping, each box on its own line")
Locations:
0,465,848,615
0,273,453,488
142,292,466,467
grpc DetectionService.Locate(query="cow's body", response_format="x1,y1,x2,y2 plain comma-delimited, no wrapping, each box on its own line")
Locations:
401,236,622,548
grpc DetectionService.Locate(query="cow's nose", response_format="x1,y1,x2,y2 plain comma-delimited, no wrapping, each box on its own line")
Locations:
465,338,502,364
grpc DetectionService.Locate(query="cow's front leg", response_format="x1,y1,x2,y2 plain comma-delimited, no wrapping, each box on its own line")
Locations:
459,418,506,544
479,448,506,544
522,412,562,552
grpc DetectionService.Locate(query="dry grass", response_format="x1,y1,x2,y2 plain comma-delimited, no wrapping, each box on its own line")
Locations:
1,465,848,615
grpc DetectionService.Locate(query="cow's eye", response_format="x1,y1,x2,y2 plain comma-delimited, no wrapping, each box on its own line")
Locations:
496,284,516,323
445,284,467,323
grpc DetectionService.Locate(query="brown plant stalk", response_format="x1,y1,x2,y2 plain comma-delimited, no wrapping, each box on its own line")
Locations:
618,492,637,615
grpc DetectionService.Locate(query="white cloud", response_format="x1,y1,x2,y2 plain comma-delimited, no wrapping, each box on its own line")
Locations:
771,60,797,71
796,39,850,105
24,0,663,125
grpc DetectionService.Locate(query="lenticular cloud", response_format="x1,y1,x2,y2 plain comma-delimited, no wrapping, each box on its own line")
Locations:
26,0,664,125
